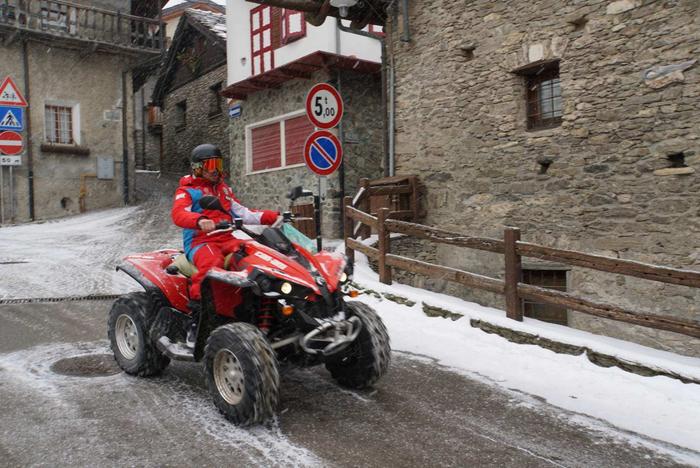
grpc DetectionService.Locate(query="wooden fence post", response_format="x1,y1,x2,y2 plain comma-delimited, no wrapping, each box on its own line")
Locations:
359,178,371,239
378,208,392,284
343,196,354,264
504,227,523,321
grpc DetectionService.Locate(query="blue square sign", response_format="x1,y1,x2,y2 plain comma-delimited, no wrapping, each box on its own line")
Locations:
0,106,24,131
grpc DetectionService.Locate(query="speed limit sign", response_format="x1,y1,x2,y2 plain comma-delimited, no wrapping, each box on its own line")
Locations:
305,83,343,129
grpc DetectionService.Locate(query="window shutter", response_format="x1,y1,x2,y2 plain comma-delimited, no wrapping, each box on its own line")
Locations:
281,9,306,44
251,122,281,171
285,115,314,165
250,5,274,75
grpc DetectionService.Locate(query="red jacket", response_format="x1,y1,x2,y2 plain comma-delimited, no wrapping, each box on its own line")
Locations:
171,175,278,259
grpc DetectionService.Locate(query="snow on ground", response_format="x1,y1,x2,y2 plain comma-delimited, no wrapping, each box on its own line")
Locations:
349,249,700,460
1,205,699,462
0,205,180,299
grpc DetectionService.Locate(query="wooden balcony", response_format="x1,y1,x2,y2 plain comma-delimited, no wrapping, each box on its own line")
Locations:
0,0,163,55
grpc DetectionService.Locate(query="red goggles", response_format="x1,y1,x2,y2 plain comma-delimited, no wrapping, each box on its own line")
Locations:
201,158,223,173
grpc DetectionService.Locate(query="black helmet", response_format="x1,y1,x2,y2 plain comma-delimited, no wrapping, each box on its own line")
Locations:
191,144,222,163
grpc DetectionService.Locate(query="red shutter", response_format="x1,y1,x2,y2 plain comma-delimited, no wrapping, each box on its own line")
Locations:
285,115,314,165
281,8,306,44
252,123,281,171
368,24,385,37
250,5,274,75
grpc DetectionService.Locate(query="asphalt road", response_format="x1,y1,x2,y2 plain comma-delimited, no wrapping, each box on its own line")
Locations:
0,300,695,467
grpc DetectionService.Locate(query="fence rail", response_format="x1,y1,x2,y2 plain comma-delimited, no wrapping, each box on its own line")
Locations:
0,0,162,52
344,199,700,340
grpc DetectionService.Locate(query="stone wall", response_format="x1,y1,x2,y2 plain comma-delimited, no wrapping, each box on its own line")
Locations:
0,40,136,222
160,65,229,177
387,0,700,355
227,69,383,238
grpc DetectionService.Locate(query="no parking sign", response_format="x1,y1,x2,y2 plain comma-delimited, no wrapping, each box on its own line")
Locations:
304,130,343,176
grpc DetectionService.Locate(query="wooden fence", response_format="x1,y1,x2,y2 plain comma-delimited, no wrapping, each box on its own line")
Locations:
343,201,700,340
351,175,420,239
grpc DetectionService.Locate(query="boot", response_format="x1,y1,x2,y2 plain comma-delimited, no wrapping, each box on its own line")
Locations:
186,300,201,348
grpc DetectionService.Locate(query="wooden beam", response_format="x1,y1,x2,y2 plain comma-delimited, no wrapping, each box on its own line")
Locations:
516,242,700,288
385,254,505,294
368,185,412,196
345,205,378,229
346,238,379,260
504,227,523,321
271,67,312,80
248,78,281,90
377,208,392,284
518,283,700,339
383,219,505,254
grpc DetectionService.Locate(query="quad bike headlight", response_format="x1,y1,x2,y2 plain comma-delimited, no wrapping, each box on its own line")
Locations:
280,282,293,295
339,272,348,283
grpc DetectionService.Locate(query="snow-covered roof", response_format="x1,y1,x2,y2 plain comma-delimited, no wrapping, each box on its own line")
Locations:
186,8,227,42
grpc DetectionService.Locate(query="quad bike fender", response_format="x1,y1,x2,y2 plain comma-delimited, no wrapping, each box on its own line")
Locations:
117,250,190,312
116,261,159,292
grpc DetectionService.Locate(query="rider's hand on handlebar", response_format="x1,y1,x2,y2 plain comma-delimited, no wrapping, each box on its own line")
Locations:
197,218,216,232
272,215,285,228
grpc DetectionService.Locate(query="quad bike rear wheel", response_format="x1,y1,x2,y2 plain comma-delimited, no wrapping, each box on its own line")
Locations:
108,292,170,376
325,301,391,389
204,323,280,425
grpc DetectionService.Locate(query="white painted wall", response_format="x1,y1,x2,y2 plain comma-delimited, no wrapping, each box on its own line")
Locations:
226,0,381,86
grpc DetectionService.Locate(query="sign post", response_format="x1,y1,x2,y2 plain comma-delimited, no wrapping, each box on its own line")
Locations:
303,83,345,251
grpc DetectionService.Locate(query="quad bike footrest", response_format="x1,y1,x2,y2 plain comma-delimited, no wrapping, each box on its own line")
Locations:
157,336,195,362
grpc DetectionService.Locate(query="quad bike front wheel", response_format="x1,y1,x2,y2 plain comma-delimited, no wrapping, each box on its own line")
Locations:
204,323,280,425
325,301,391,389
108,292,170,376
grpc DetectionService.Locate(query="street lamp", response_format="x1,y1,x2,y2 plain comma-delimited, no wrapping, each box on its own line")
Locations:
329,0,358,18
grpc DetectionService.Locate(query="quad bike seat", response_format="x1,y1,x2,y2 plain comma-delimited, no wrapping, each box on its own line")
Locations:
167,253,235,278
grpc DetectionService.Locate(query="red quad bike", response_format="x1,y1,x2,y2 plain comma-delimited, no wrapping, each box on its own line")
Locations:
108,188,391,425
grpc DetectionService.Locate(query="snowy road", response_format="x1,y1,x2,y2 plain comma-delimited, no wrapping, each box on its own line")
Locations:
0,300,690,467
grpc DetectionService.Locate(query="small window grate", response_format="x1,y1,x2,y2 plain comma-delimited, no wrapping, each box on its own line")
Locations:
521,269,568,325
515,61,563,131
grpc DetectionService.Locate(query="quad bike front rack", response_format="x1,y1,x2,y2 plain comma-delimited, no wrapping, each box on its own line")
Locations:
299,316,362,357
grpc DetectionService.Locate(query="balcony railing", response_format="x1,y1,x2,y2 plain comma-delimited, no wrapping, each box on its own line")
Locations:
0,0,163,53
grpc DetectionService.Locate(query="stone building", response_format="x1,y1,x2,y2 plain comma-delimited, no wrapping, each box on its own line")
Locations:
0,0,163,223
379,0,699,356
221,0,384,236
152,8,229,176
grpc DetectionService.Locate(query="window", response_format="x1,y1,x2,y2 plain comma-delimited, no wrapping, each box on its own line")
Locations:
281,8,306,44
521,269,568,325
209,82,223,117
250,5,274,75
45,105,74,144
517,61,562,130
175,100,186,129
247,111,314,173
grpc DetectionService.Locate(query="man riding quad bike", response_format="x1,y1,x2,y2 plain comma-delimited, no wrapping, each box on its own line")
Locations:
107,150,391,425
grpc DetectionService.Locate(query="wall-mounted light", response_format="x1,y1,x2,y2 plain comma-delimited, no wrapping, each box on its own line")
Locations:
330,0,358,18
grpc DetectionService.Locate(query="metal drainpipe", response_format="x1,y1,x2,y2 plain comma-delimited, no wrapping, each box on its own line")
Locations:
121,70,129,205
334,21,345,234
22,39,35,220
335,18,391,177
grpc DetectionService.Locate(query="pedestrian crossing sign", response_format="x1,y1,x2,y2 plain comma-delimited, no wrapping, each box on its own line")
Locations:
0,77,28,107
0,106,23,131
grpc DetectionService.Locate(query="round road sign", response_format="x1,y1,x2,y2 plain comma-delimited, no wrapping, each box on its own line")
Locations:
305,83,343,129
0,130,23,155
304,130,343,176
